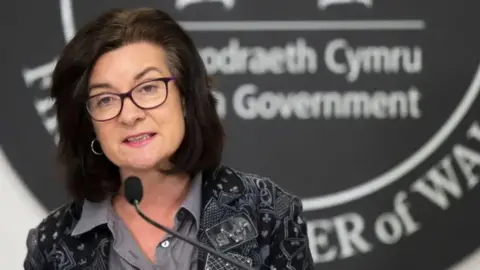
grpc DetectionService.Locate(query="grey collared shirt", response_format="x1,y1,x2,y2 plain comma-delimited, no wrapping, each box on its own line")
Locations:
71,172,202,270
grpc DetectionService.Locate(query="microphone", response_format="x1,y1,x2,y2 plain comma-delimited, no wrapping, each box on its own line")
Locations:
124,176,255,270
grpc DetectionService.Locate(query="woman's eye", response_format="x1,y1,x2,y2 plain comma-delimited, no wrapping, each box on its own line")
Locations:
96,96,114,107
141,85,158,92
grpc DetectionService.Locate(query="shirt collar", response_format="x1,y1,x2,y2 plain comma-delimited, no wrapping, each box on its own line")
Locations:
180,171,202,231
71,199,109,236
71,171,203,236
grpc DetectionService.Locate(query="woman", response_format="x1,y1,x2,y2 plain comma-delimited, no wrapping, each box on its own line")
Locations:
23,7,314,270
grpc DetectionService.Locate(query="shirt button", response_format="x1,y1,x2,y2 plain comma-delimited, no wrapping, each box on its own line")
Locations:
161,240,170,248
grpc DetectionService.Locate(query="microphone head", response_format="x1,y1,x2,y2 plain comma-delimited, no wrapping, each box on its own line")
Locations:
124,176,143,205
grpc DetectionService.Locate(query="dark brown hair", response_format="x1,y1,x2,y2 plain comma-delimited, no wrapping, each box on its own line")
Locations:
51,7,224,202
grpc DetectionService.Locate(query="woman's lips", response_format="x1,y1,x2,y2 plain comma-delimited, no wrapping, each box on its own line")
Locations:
123,132,157,147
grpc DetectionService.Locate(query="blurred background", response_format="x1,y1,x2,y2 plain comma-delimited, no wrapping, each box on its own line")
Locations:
2,0,480,269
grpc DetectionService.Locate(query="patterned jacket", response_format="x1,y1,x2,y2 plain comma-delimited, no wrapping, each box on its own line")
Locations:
23,165,314,270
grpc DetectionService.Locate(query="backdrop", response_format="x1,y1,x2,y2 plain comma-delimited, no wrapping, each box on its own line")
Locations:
2,1,480,269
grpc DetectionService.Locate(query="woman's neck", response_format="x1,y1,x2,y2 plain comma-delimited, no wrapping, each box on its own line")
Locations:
114,168,190,217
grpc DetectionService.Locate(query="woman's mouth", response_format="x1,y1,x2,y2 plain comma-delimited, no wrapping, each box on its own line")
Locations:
123,133,156,147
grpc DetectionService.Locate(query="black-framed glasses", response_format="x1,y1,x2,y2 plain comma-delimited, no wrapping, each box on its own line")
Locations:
86,77,176,121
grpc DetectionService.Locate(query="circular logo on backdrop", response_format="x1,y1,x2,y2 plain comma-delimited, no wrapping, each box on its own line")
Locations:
2,0,480,269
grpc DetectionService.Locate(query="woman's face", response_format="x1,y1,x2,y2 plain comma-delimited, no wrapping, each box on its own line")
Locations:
88,41,185,172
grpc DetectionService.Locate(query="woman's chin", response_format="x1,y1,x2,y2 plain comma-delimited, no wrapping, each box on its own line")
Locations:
124,159,161,171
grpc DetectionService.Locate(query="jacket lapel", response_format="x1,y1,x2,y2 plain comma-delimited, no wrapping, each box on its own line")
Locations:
60,201,112,270
197,166,259,270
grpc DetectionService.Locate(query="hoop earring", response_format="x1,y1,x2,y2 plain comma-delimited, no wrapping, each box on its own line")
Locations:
91,139,103,155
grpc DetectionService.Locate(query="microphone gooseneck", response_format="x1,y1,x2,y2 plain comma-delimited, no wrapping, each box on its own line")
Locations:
123,176,255,270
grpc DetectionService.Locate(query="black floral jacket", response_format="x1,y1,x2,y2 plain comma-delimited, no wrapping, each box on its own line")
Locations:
23,165,314,270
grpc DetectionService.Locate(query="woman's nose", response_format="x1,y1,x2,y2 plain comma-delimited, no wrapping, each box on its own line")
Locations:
117,97,145,125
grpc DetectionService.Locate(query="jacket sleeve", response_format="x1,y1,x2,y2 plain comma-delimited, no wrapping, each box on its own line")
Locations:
23,228,47,270
262,196,315,270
